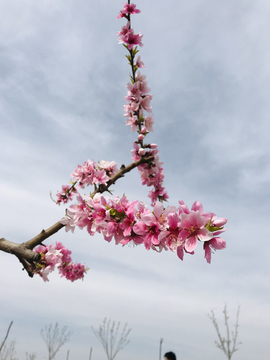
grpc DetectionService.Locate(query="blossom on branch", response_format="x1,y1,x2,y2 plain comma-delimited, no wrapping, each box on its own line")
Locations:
117,2,141,20
60,195,226,264
33,242,87,282
36,1,228,282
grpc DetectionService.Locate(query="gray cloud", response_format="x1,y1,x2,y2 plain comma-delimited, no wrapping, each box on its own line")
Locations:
0,0,269,359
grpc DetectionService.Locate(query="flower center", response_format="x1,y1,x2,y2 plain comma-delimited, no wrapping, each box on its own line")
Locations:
187,225,198,236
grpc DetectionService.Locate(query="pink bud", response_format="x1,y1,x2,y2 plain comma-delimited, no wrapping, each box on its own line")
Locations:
213,218,227,227
138,148,145,155
138,134,145,141
149,143,157,149
141,127,147,134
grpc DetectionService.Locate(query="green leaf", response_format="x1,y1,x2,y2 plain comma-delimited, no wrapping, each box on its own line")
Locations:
139,115,144,123
109,208,125,220
209,225,224,232
205,218,224,232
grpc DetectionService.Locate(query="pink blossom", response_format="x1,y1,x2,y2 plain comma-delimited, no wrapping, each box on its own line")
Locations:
56,184,77,205
126,116,138,132
123,103,133,118
204,237,226,264
44,247,63,268
179,211,213,252
138,148,145,155
178,200,190,215
33,242,87,282
137,81,151,95
139,95,152,113
141,127,147,134
131,142,140,161
136,55,145,68
119,200,138,238
133,202,165,250
55,242,72,264
130,100,139,112
135,71,146,82
60,213,76,233
117,2,141,19
123,31,143,50
59,263,87,282
117,22,131,42
144,115,154,132
126,81,141,96
98,160,119,177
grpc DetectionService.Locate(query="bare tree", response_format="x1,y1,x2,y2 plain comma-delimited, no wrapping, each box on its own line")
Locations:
25,353,36,360
0,341,18,360
0,321,18,360
40,322,72,360
92,318,131,360
208,305,241,360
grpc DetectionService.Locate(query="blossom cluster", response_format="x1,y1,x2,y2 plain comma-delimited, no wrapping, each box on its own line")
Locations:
33,242,87,282
49,1,228,281
117,4,168,205
117,21,143,50
56,160,118,205
131,142,168,205
61,194,226,264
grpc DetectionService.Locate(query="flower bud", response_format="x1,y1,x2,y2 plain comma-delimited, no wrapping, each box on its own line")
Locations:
138,148,145,155
213,218,227,227
141,127,147,134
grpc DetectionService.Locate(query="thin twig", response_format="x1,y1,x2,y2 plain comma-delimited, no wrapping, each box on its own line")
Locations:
91,155,154,198
0,321,13,352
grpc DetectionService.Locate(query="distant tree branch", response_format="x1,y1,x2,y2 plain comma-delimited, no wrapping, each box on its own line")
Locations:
92,318,131,360
25,352,37,360
0,321,13,353
40,322,72,360
208,305,241,360
159,338,163,360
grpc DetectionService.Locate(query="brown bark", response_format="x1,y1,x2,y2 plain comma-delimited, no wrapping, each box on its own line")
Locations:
0,221,64,277
0,155,154,278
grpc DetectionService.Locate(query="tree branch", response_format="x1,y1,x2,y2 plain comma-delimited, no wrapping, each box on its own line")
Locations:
0,222,64,277
0,238,40,263
91,155,154,198
24,221,64,249
0,321,13,352
0,155,153,278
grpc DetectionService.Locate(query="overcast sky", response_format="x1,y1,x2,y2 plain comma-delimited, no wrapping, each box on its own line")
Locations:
0,1,270,360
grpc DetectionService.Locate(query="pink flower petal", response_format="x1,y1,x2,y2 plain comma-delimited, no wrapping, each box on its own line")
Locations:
204,244,212,264
185,235,197,252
